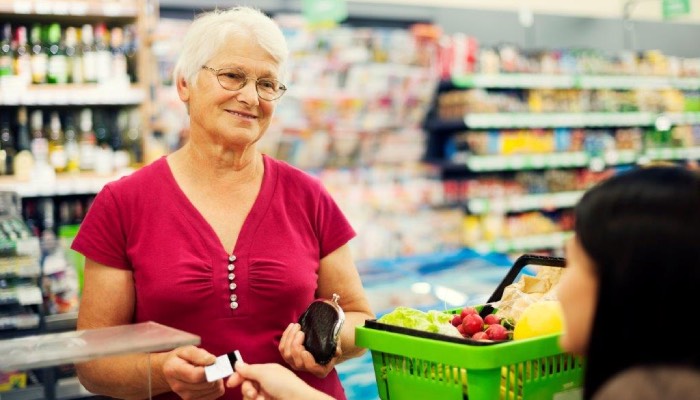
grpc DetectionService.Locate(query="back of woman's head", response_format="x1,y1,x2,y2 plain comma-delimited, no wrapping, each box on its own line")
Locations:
172,6,289,86
574,166,700,398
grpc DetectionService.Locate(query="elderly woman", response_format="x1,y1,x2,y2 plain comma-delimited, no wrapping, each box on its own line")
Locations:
72,6,374,400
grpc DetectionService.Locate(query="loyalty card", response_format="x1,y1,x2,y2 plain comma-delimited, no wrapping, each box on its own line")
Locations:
204,350,243,382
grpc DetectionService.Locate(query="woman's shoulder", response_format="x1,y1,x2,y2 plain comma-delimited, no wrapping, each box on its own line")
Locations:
265,155,323,189
101,157,169,196
593,365,700,400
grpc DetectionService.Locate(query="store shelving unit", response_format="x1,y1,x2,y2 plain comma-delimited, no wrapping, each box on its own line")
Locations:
0,0,159,173
425,70,700,255
0,1,157,397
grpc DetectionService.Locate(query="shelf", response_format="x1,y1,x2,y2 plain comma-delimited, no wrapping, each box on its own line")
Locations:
44,312,78,333
0,384,44,400
452,74,575,89
465,151,590,171
0,171,132,198
0,315,41,334
0,256,41,278
471,231,573,254
0,0,139,18
453,147,698,173
577,75,700,90
0,286,43,306
0,83,146,106
468,190,585,214
645,146,700,161
450,73,700,90
0,377,92,400
463,112,660,129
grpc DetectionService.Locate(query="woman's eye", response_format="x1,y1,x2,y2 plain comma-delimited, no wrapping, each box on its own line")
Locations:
222,72,245,80
259,80,276,89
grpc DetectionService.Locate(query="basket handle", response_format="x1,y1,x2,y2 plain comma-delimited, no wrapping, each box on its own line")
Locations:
479,254,566,318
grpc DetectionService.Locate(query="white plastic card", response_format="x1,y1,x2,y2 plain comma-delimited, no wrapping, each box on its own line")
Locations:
205,350,242,382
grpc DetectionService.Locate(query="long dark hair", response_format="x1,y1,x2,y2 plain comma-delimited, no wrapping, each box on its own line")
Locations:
574,166,700,399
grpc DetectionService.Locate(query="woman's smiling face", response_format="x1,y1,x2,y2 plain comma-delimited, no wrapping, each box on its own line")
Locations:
179,33,283,150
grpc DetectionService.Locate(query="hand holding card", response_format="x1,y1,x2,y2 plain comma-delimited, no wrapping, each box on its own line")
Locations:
205,350,243,382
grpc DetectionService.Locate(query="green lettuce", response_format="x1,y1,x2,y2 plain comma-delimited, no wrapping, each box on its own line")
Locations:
378,307,461,337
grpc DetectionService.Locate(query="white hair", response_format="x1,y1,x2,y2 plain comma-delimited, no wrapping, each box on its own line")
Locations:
172,6,289,87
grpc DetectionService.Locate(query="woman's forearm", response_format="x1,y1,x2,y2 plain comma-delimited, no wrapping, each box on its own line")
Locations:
76,351,171,399
337,311,373,362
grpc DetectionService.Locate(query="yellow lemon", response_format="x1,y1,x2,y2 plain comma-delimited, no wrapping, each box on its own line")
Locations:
513,300,564,340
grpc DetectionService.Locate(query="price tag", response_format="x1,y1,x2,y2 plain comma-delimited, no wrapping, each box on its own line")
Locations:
52,1,69,14
69,1,89,15
103,2,123,16
13,1,33,13
34,1,52,14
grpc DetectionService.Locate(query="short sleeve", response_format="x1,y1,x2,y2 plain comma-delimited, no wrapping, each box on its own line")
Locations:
70,186,131,270
316,185,356,259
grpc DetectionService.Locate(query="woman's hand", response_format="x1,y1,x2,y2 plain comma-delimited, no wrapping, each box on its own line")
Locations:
161,345,225,400
227,361,333,400
278,323,341,378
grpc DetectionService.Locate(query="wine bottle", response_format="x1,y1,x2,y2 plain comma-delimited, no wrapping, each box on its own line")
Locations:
0,114,11,174
13,106,34,181
0,23,12,77
46,23,68,84
47,111,67,172
29,23,47,84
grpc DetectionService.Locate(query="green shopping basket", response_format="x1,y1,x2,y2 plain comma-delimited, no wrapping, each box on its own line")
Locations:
355,254,585,400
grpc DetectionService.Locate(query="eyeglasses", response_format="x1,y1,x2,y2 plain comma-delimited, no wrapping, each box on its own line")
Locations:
201,65,287,101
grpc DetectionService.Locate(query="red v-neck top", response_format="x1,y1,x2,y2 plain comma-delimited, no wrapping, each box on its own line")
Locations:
71,155,356,400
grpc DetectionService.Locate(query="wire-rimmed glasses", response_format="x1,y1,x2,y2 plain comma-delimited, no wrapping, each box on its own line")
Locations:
201,65,287,101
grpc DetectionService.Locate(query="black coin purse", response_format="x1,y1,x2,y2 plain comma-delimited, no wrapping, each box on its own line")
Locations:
297,293,345,365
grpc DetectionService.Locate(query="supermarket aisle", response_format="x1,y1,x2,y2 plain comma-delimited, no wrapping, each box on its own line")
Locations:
338,250,514,400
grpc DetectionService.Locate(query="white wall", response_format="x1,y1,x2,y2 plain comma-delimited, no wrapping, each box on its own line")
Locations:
350,0,700,23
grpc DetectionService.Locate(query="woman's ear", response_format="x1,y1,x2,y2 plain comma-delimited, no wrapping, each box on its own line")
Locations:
176,75,190,102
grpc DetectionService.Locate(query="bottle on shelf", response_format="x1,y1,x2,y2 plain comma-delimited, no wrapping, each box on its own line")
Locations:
94,22,112,84
63,112,80,173
48,111,67,173
110,26,129,84
78,108,97,171
0,23,12,77
29,23,47,84
112,109,130,171
46,23,68,84
64,26,82,84
12,25,32,84
29,109,55,182
124,24,138,83
0,114,11,174
93,109,114,175
0,113,16,175
81,24,98,84
13,106,34,181
125,108,143,166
